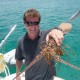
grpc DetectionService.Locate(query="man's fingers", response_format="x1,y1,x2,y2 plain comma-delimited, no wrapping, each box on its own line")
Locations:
46,34,49,42
54,33,64,46
46,29,64,46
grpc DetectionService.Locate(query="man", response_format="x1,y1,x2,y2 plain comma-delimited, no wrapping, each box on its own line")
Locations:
15,9,72,80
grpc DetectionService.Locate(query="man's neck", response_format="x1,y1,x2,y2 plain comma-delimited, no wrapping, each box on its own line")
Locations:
27,33,38,40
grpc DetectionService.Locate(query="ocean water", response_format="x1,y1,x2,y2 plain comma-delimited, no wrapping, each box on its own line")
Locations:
0,0,80,80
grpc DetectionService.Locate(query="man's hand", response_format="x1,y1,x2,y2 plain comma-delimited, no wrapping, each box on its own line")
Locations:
46,29,64,46
46,23,72,46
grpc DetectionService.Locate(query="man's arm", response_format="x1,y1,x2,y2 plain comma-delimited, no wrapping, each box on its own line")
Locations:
58,22,72,34
16,59,23,80
46,22,72,46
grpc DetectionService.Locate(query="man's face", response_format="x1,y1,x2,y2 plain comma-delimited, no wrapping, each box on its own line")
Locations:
25,17,40,35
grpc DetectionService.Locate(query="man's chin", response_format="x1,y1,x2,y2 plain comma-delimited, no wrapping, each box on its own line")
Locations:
30,32,35,34
30,31,38,34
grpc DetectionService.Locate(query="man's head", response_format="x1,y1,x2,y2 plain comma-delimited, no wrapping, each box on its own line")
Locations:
23,9,41,39
23,9,41,26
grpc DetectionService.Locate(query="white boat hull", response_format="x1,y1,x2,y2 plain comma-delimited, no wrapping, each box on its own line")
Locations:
4,49,16,65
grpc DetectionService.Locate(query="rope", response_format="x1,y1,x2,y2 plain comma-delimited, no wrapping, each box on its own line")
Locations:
0,53,10,79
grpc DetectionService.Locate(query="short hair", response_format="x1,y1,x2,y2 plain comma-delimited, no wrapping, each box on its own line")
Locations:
23,9,41,23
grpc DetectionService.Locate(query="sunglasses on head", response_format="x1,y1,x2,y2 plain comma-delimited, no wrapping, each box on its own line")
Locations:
26,21,40,26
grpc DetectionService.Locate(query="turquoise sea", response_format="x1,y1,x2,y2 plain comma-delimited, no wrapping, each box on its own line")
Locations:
0,0,80,80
